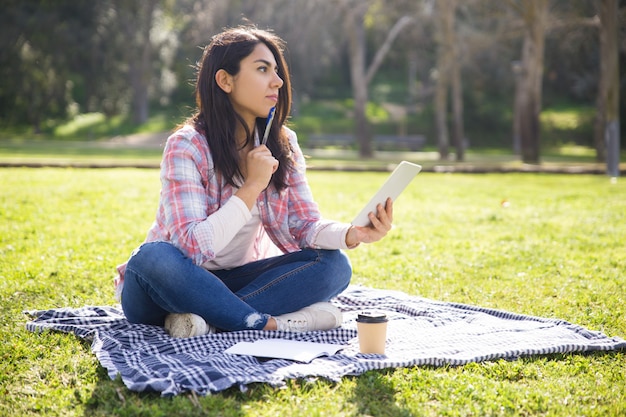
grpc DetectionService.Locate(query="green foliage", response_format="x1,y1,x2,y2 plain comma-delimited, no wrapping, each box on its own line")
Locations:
53,113,110,138
292,99,390,133
291,100,354,135
51,112,177,141
1,168,624,416
540,105,596,147
291,98,597,150
4,0,625,149
0,110,179,143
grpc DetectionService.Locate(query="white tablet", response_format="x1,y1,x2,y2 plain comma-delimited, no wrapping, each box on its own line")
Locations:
352,161,422,227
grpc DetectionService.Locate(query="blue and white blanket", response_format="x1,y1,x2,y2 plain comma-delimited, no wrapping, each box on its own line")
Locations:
25,286,625,396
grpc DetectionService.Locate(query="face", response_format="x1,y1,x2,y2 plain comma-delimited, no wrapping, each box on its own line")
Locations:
219,43,284,130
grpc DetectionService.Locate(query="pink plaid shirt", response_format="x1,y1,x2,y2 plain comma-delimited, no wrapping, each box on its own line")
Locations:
115,125,350,293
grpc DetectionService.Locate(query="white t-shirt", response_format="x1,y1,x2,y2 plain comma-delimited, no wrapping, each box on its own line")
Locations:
202,201,281,270
201,194,351,271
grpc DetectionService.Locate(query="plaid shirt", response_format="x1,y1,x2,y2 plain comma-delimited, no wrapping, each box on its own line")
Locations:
115,125,349,293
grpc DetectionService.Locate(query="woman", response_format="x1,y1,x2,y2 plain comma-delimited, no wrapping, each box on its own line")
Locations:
116,26,393,337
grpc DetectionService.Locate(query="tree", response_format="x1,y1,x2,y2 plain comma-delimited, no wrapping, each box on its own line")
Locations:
343,0,414,158
174,0,346,109
3,0,621,152
595,0,620,176
510,0,548,164
113,0,159,125
434,0,465,161
0,1,98,130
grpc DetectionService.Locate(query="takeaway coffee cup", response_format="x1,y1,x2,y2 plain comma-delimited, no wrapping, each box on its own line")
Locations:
356,312,388,354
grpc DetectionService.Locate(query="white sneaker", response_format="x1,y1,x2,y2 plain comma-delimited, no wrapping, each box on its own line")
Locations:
274,302,343,332
164,313,216,338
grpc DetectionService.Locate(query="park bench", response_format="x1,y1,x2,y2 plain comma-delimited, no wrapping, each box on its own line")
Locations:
306,133,426,151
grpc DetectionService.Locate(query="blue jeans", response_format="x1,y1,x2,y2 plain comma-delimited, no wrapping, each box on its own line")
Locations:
121,241,352,331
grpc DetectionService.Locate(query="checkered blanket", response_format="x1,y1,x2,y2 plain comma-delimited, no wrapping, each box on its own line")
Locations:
25,286,625,396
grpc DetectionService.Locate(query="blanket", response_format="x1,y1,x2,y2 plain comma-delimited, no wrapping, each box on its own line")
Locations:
25,286,626,396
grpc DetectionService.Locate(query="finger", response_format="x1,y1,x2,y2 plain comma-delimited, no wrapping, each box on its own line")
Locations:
385,197,393,213
376,203,391,225
368,207,388,233
368,210,382,227
385,197,394,223
374,204,393,232
250,146,276,163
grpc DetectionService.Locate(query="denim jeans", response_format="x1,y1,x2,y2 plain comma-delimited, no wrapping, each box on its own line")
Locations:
121,241,352,331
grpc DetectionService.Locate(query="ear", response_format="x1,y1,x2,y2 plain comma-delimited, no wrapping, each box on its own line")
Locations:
215,69,233,93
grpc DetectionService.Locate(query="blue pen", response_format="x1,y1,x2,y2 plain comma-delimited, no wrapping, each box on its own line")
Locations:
261,107,275,145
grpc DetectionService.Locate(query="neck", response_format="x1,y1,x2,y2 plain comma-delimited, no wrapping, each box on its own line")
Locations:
235,119,256,148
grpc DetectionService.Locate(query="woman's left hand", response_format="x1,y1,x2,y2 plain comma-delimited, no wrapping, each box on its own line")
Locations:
345,197,393,247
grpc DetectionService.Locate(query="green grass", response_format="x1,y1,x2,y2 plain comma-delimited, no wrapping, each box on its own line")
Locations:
1,138,623,175
1,168,624,416
0,139,164,167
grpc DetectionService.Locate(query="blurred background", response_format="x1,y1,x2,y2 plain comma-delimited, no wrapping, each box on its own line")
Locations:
0,0,624,165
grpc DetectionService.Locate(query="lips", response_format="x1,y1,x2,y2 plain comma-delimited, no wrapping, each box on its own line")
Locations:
267,94,278,103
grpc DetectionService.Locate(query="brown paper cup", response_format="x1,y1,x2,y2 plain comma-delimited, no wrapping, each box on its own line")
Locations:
356,312,388,354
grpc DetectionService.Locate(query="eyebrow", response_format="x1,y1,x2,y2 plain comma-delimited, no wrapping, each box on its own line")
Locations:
254,59,277,68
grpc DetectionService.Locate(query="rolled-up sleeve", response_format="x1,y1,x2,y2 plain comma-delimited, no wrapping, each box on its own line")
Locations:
158,134,249,265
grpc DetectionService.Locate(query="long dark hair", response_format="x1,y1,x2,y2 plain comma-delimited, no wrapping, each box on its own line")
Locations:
189,26,293,191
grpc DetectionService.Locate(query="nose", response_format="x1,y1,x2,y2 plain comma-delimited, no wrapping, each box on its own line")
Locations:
272,71,283,88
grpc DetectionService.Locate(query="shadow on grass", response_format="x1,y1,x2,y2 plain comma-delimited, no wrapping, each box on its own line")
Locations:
83,365,249,417
348,369,414,417
73,331,249,417
82,357,412,416
78,340,625,416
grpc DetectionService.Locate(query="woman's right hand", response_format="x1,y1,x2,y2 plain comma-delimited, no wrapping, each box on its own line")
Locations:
236,145,279,209
245,144,278,188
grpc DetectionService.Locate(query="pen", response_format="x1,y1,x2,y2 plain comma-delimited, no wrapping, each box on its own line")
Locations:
261,107,275,145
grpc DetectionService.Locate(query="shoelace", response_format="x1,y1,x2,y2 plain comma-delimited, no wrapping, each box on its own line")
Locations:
285,319,308,332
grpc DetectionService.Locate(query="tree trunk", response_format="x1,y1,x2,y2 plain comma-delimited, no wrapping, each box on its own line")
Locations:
407,49,419,115
118,0,157,125
345,1,413,158
347,3,373,158
135,0,156,125
434,0,462,161
434,0,450,160
595,0,620,177
511,61,523,155
434,68,449,160
518,0,547,164
449,0,464,162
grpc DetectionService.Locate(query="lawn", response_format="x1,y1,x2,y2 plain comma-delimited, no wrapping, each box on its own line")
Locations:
1,167,624,416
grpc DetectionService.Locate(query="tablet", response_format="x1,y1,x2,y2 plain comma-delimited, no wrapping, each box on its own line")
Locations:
352,161,422,227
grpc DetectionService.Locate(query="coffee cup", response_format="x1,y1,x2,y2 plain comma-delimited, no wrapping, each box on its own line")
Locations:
356,312,388,354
